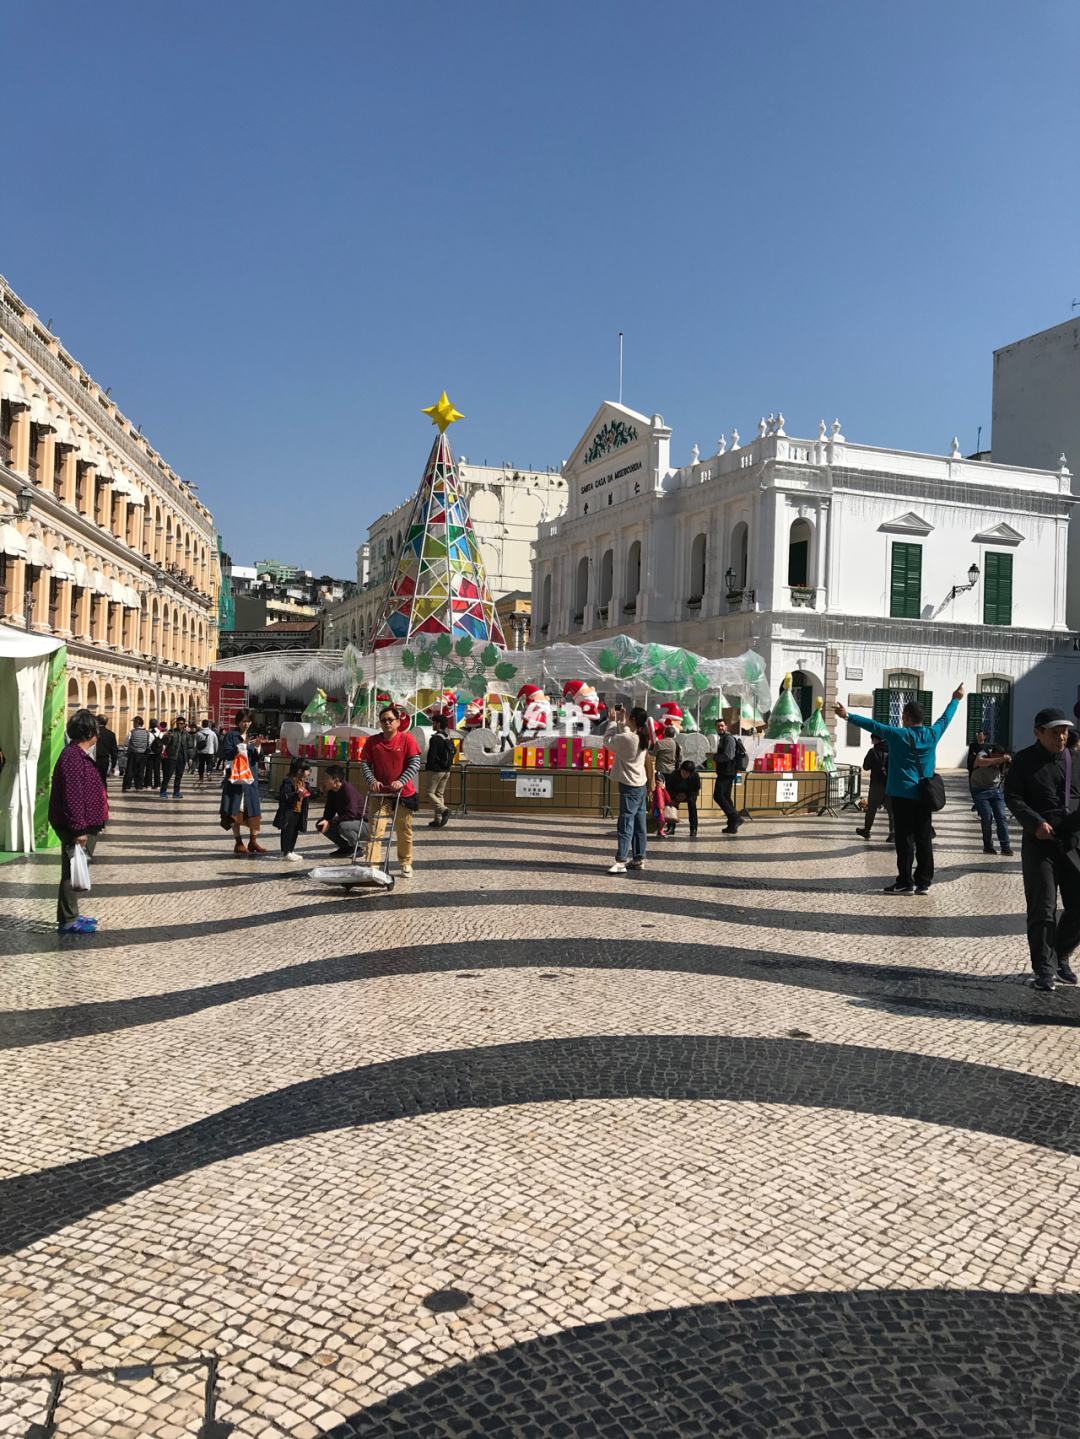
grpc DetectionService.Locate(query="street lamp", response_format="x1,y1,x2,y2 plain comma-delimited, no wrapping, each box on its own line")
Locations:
948,562,980,603
16,486,35,631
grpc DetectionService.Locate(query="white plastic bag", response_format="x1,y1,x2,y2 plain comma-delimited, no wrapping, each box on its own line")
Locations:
70,843,91,893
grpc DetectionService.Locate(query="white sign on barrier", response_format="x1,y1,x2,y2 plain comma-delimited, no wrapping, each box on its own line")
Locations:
516,776,553,799
776,779,799,803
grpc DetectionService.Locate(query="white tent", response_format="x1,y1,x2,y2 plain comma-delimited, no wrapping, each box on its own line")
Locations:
0,624,65,853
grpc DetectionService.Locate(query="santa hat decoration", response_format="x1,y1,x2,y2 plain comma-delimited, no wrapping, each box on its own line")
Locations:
562,678,601,716
517,683,543,703
657,701,684,730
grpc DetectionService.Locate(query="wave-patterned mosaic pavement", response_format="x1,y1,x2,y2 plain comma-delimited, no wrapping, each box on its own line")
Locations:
0,785,1078,1436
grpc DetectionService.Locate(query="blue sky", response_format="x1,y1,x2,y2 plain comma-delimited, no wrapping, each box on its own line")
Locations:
6,1,1078,577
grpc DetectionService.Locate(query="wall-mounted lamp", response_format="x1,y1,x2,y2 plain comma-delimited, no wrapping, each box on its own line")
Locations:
948,562,980,602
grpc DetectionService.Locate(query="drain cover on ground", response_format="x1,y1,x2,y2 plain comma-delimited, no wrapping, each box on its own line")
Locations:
422,1288,472,1314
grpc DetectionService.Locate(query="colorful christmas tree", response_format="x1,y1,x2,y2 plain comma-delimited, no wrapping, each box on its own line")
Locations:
802,695,836,772
764,673,804,741
371,393,507,651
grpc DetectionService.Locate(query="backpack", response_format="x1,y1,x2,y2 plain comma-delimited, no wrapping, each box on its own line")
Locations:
734,738,749,772
196,731,208,752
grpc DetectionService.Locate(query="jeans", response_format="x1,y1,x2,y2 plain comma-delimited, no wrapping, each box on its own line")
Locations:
891,795,935,888
973,787,1011,850
616,784,647,862
1020,837,1080,977
196,753,215,780
279,811,303,855
57,830,99,925
160,759,183,797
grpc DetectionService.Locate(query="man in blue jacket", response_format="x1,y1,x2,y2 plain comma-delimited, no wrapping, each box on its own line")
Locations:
835,684,964,895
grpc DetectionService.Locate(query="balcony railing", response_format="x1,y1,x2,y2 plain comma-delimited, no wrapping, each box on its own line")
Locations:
789,586,816,608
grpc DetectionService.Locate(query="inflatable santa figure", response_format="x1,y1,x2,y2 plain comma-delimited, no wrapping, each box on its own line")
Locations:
516,683,552,737
427,690,457,725
463,695,486,729
656,700,684,734
562,679,601,722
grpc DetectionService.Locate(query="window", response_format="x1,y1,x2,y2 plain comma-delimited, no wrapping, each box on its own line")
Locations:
873,676,933,726
53,445,65,499
983,552,1013,626
48,578,60,629
1,401,13,464
889,542,921,618
967,679,1011,747
75,463,89,514
540,573,551,633
28,424,42,484
730,522,749,589
625,541,641,612
599,549,613,613
787,519,812,587
689,532,707,602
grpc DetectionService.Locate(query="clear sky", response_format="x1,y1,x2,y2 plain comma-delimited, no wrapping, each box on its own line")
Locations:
5,1,1078,577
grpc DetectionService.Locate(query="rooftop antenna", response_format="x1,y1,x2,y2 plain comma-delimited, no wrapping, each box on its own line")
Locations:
1073,298,1080,311
618,331,624,405
976,425,982,453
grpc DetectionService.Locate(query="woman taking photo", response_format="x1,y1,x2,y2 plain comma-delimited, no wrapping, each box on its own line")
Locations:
49,708,108,934
219,709,266,856
603,704,654,874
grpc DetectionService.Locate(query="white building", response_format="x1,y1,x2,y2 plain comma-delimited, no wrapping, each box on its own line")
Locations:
330,461,565,650
532,402,1079,766
992,317,1080,627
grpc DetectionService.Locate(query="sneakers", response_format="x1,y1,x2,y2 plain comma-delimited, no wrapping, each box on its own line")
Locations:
608,861,628,874
883,882,914,894
398,862,413,878
855,828,870,839
427,816,442,827
1001,847,1014,856
282,851,304,863
915,884,931,895
627,858,645,870
983,846,996,855
58,916,97,934
1057,962,1078,985
1032,973,1057,992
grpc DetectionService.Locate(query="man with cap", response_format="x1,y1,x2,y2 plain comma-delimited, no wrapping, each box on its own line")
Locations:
1005,707,1080,991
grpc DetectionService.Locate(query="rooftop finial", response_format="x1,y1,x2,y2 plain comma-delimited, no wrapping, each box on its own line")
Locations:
775,411,786,436
830,418,845,442
716,433,727,455
950,436,961,458
817,419,827,440
731,427,741,450
757,416,767,438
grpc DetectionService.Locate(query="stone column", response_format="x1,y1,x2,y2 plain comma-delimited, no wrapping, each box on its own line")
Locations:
814,501,829,608
56,577,73,637
9,407,31,474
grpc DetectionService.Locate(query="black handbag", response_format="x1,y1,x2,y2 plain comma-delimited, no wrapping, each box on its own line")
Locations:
909,733,946,811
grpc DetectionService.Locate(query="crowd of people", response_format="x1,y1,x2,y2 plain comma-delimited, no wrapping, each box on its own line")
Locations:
47,694,1080,996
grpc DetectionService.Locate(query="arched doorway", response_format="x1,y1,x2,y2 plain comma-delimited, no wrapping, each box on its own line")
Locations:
85,679,99,713
790,669,822,721
67,677,81,715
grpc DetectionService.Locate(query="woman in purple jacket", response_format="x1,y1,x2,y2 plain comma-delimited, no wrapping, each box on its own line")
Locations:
49,708,108,934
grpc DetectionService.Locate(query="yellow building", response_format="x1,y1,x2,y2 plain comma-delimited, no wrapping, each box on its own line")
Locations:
0,276,217,726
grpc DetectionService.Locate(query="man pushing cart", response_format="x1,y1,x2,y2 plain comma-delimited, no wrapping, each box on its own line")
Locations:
358,703,422,879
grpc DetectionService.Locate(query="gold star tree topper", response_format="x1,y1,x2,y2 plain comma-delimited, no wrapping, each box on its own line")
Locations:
422,391,464,432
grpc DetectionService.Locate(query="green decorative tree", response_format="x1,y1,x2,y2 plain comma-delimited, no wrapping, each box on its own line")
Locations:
764,673,804,741
802,695,836,772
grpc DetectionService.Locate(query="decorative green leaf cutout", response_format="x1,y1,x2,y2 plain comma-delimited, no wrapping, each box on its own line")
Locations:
468,673,488,697
617,660,643,678
690,671,710,691
598,648,620,673
493,661,518,682
434,634,453,657
480,643,499,667
401,648,415,670
443,665,464,686
455,637,474,658
415,651,433,673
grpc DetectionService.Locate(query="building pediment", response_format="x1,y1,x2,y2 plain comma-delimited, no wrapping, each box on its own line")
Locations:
972,521,1024,546
565,402,654,474
878,511,934,536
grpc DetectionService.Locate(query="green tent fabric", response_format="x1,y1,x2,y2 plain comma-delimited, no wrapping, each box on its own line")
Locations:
0,625,66,853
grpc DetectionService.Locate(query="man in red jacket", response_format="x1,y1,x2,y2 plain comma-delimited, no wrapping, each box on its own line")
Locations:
360,705,422,877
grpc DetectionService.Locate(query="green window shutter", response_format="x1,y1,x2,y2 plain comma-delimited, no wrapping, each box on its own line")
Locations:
983,552,1013,626
918,690,933,721
966,693,985,742
890,543,922,619
873,689,891,725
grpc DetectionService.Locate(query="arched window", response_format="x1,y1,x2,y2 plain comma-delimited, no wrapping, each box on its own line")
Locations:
599,550,613,613
689,532,707,602
541,573,552,633
85,679,99,713
573,555,589,625
625,540,642,614
730,522,749,590
788,518,813,587
67,677,81,715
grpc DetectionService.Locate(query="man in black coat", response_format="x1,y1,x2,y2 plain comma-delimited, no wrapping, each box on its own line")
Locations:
1004,707,1080,992
95,716,119,788
712,718,746,835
